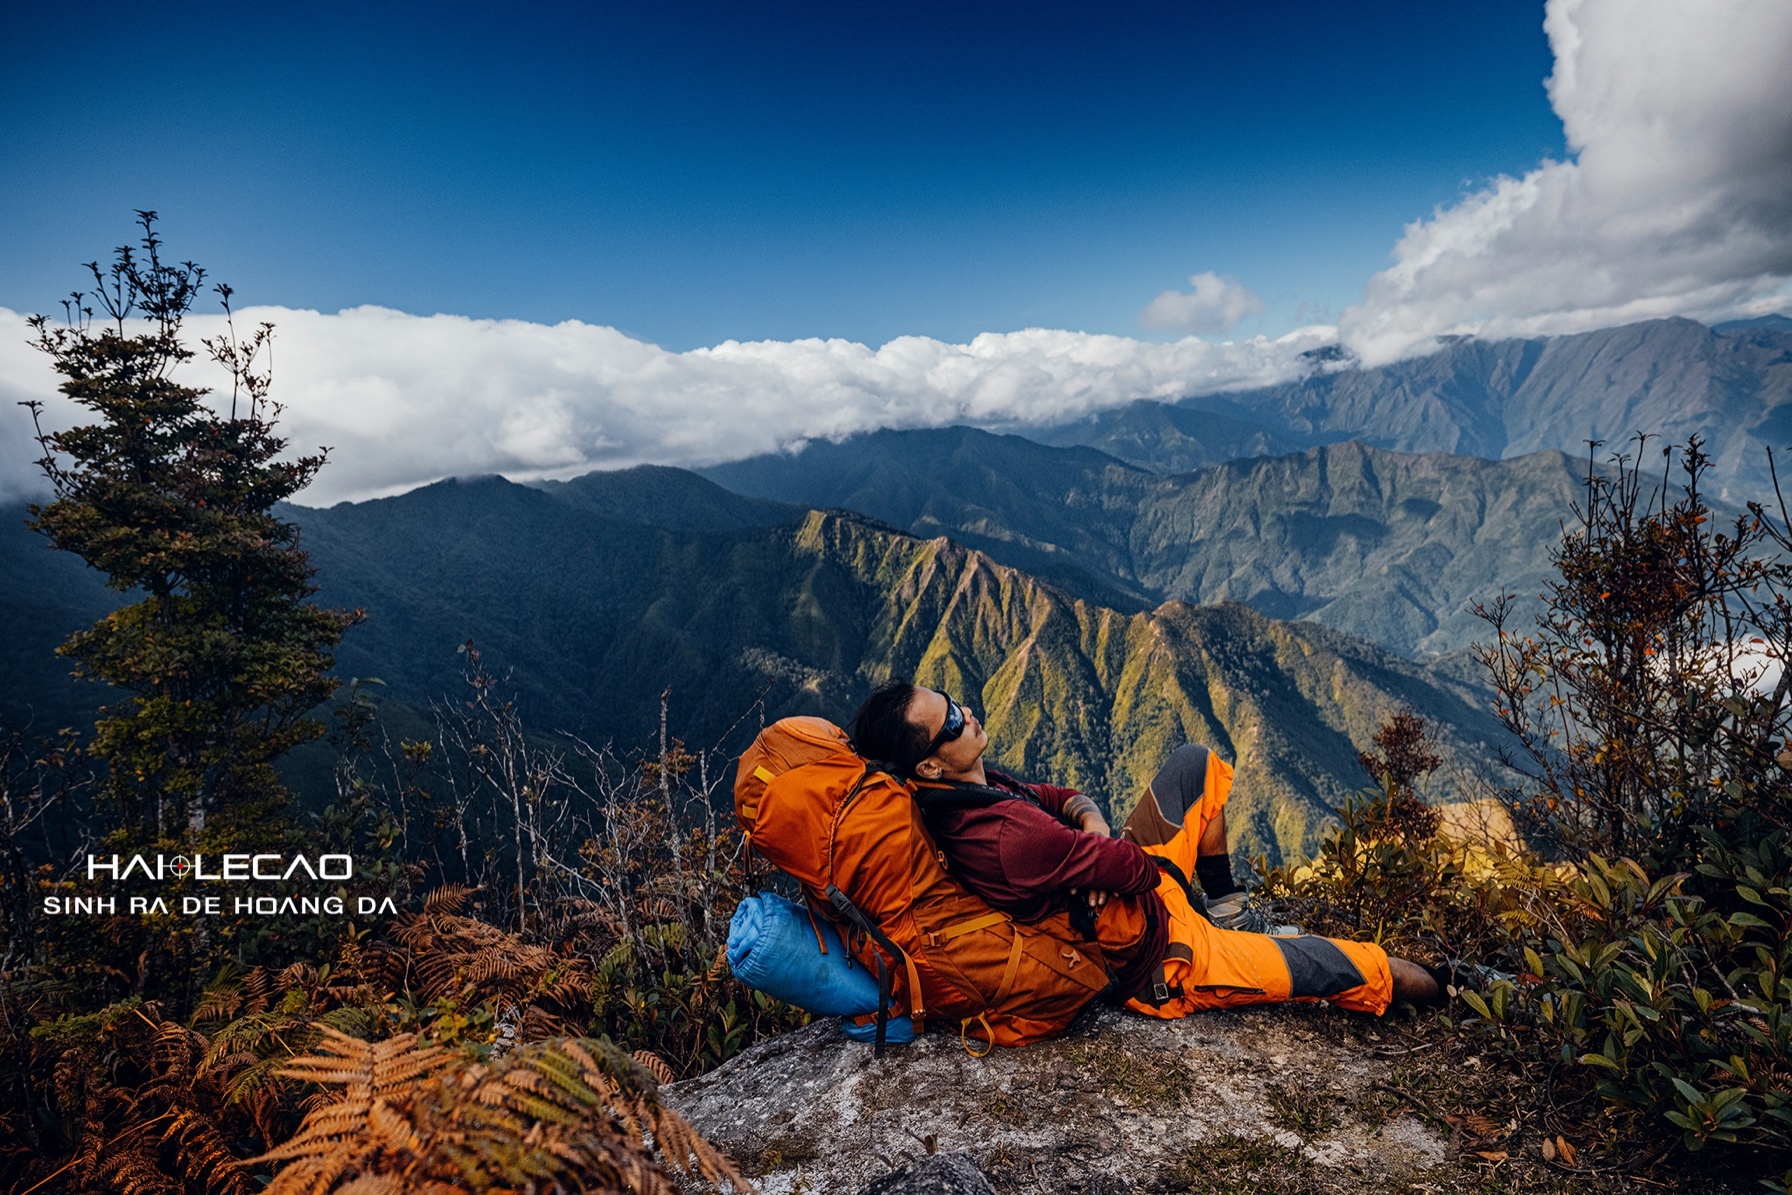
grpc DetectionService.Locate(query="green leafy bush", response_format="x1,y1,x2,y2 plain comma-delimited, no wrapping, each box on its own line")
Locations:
1458,814,1792,1155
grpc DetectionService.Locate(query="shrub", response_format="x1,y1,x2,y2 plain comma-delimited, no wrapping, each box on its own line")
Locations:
1458,801,1792,1161
1257,779,1558,968
1473,435,1792,869
1458,439,1792,1172
1260,708,1556,965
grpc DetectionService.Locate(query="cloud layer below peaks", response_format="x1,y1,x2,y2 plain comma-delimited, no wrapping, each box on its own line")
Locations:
0,308,1331,505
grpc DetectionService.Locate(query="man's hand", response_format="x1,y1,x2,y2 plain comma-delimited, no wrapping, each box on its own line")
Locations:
1069,887,1112,909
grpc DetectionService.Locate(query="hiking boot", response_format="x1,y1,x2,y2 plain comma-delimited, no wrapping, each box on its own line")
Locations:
1425,958,1517,995
1203,891,1302,936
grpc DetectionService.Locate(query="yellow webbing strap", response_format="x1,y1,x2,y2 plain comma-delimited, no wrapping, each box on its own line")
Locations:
928,911,1006,945
752,765,776,784
960,1012,995,1058
991,928,1027,1005
903,951,926,1033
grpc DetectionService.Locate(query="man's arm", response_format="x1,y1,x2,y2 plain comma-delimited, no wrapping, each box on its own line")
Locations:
1027,780,1111,837
995,802,1158,899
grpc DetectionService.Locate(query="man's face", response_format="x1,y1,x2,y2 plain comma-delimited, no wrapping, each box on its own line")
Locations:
908,687,988,779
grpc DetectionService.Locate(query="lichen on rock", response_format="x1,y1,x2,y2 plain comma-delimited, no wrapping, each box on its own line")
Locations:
664,1003,1446,1193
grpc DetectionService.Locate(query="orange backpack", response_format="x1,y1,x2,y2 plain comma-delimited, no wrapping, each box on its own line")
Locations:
735,716,1145,1054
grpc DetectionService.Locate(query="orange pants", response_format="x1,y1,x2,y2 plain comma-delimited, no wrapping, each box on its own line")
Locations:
1119,746,1392,1018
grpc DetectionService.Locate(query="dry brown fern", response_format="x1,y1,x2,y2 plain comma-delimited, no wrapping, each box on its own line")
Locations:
421,882,479,915
196,958,381,1029
162,1109,255,1195
631,1050,676,1085
188,963,383,1146
388,900,594,1037
36,1003,255,1195
258,1027,748,1194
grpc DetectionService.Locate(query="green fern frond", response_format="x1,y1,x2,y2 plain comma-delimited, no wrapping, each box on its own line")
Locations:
597,940,635,975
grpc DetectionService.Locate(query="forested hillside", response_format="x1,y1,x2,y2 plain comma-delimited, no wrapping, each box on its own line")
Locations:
704,430,1590,654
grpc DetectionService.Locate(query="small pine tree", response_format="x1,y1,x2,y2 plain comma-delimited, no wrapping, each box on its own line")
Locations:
22,212,358,841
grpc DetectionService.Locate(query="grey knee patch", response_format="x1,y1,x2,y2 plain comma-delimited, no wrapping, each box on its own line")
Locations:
1274,936,1367,999
1146,744,1211,828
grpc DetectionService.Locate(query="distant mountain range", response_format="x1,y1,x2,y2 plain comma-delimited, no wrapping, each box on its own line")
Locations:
704,430,1587,655
1033,317,1792,504
0,467,1509,864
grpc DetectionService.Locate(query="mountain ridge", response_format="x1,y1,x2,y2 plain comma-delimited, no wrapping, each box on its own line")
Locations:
702,431,1589,654
1038,317,1792,503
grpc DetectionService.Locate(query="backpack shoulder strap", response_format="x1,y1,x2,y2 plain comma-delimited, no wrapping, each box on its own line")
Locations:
910,779,1024,813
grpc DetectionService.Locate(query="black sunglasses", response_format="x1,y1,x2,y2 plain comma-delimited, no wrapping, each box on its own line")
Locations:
913,689,966,768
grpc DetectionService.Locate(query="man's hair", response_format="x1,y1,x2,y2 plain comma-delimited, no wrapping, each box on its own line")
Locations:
849,677,932,769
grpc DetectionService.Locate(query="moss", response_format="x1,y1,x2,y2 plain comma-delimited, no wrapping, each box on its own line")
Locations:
985,1090,1027,1128
741,1131,822,1178
1153,1135,1319,1195
1265,1082,1341,1138
1066,1038,1194,1108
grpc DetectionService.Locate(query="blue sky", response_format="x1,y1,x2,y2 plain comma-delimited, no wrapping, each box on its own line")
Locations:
4,1,1788,503
1,1,1564,349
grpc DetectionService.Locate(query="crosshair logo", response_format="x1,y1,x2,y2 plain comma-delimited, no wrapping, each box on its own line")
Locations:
168,856,193,879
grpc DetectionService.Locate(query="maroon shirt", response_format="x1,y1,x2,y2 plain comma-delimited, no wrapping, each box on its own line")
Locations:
924,768,1168,999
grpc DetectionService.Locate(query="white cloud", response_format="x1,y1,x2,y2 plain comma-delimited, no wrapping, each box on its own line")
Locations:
1140,272,1264,333
1341,0,1792,365
0,307,1334,506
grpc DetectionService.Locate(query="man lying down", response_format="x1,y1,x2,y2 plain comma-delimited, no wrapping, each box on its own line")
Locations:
848,678,1456,1019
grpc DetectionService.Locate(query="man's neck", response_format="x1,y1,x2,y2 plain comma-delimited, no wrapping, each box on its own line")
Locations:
941,761,988,787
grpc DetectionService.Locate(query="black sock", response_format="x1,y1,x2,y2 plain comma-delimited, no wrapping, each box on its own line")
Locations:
1196,854,1240,898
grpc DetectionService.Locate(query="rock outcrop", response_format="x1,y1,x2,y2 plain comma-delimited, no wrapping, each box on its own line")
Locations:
665,1003,1447,1194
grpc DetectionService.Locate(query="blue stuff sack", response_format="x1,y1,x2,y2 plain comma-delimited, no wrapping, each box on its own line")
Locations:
726,891,916,1042
726,891,877,1015
840,1013,916,1044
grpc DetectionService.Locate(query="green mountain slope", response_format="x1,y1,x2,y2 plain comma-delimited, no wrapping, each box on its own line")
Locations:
2,469,1509,864
530,465,804,531
788,510,1506,863
704,430,1584,654
0,513,122,735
